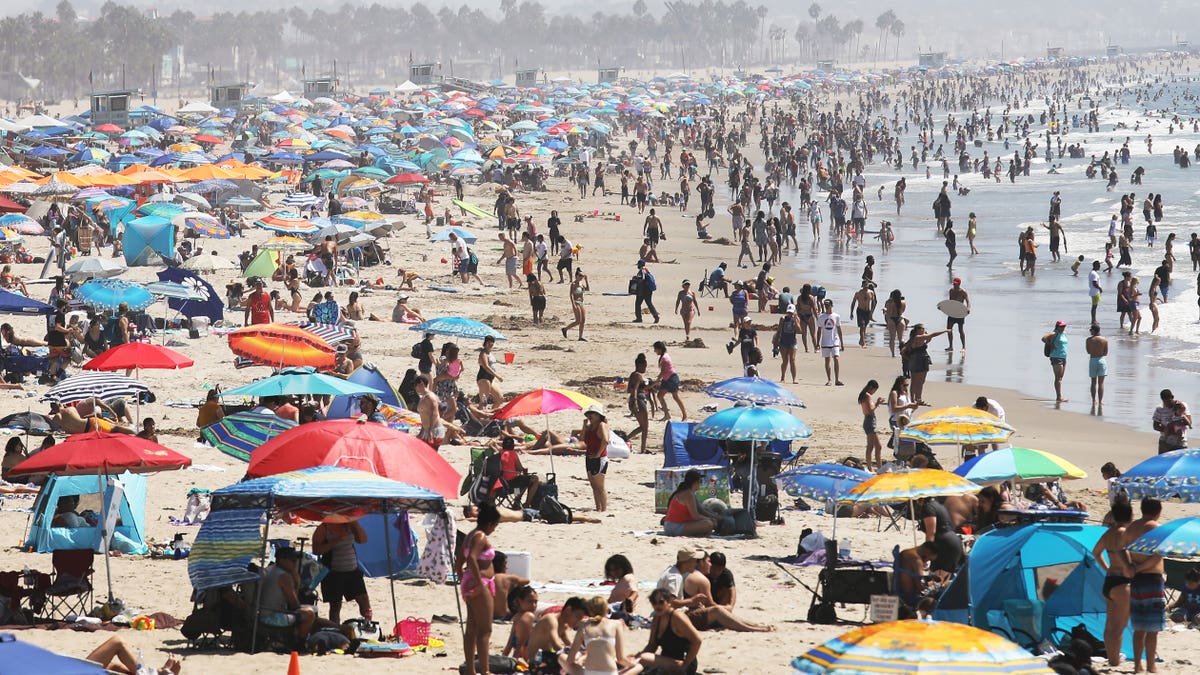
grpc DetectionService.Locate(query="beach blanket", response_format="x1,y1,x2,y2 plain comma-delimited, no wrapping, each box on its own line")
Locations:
428,286,461,293
531,579,656,597
760,551,891,569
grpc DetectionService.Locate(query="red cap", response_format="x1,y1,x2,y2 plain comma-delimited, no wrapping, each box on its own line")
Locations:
952,277,961,285
1055,320,1067,328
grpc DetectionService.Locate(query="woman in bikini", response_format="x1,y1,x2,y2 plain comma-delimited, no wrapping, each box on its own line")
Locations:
564,596,641,675
459,502,501,675
795,284,819,352
562,268,590,341
674,281,700,341
883,289,907,358
476,335,504,404
1091,497,1133,668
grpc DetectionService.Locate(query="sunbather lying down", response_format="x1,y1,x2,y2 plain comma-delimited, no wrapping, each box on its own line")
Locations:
522,430,587,456
87,636,181,675
463,503,601,524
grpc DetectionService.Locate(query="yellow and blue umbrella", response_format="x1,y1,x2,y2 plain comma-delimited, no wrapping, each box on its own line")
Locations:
1126,516,1200,558
792,619,1053,675
1115,448,1200,502
900,407,1015,446
838,469,978,506
694,404,812,442
954,447,1086,485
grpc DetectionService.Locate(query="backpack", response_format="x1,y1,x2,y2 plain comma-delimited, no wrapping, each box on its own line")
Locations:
643,270,657,292
410,342,424,359
467,249,479,266
538,496,573,524
1042,334,1054,357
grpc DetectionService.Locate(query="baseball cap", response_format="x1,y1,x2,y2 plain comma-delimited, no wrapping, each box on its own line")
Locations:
952,277,961,285
676,547,706,564
1055,320,1067,328
786,303,796,313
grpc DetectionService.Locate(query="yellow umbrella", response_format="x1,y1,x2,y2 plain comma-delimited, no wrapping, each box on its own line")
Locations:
838,468,980,543
900,407,1015,446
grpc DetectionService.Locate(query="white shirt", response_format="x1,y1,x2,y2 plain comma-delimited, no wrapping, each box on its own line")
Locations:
1088,270,1102,297
450,238,467,262
656,565,684,597
982,398,1006,421
818,312,841,348
535,240,548,261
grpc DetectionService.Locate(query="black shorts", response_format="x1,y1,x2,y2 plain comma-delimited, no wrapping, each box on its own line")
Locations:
507,473,536,490
320,569,367,602
856,309,870,328
585,456,609,476
556,258,573,272
946,317,964,329
531,296,546,311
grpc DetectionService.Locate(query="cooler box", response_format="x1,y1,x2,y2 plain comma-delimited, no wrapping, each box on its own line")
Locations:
502,551,532,579
655,465,730,513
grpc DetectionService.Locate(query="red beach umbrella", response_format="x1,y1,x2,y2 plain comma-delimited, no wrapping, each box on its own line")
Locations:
8,431,192,478
246,419,461,498
83,342,194,372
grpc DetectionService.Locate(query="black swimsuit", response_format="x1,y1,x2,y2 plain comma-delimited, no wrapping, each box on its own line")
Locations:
657,613,691,661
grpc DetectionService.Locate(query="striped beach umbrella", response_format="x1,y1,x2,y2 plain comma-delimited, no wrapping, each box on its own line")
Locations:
280,192,322,209
954,447,1086,485
838,469,978,506
171,212,229,238
260,236,312,252
228,323,336,369
254,211,320,235
201,410,297,462
792,619,1052,675
285,320,355,344
42,371,150,404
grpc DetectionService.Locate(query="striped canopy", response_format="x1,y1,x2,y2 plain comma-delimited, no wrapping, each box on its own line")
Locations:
201,411,297,462
187,507,267,590
211,465,446,513
285,320,355,344
792,619,1052,675
280,192,322,208
42,371,150,404
254,212,320,235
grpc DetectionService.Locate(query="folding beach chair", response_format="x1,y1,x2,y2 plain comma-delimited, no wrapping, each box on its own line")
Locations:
43,549,94,620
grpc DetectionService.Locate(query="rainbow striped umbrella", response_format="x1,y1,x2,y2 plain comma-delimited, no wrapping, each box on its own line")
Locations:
254,211,320,235
792,619,1052,675
954,447,1086,485
201,410,297,462
260,235,312,252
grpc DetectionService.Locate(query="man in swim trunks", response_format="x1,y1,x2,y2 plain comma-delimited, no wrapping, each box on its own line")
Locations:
414,375,445,449
849,280,876,348
1123,498,1167,673
48,401,134,435
946,278,970,353
1088,261,1104,324
1086,323,1109,415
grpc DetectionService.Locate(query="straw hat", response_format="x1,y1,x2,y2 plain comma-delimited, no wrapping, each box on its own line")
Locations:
583,404,606,420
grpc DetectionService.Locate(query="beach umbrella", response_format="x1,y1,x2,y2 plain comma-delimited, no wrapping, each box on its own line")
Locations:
64,257,127,280
171,212,228,238
42,372,150,404
83,342,193,372
260,236,311,252
77,279,154,311
704,375,805,407
1115,448,1200,502
246,419,461,498
219,366,383,398
1126,516,1200,558
899,407,1015,446
409,316,505,341
791,619,1052,675
222,196,260,211
430,226,479,244
839,468,978,505
693,404,813,442
492,388,600,420
280,192,323,209
172,192,211,210
284,320,355,344
180,254,236,272
32,178,77,198
0,633,107,674
0,213,42,234
0,411,56,435
254,212,320,235
953,447,1086,485
0,288,53,316
385,173,429,186
228,323,336,369
8,431,191,605
775,463,872,502
201,411,297,463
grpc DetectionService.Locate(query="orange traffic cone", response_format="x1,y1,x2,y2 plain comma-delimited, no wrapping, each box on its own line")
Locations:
287,651,301,675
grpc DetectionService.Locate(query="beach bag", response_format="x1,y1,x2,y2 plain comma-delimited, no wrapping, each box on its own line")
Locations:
643,270,657,292
180,602,221,642
460,655,519,675
410,341,425,359
532,473,558,507
342,618,382,642
755,493,779,522
1042,334,1054,357
538,496,573,524
306,627,351,655
627,276,641,295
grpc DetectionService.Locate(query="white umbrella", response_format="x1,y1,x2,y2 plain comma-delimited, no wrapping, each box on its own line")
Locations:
172,193,211,210
180,254,236,272
65,257,127,280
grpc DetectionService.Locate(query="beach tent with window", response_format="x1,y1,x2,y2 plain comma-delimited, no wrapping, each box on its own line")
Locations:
24,472,148,554
933,521,1131,657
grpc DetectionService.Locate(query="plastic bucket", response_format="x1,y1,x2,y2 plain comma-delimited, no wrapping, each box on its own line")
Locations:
503,352,515,364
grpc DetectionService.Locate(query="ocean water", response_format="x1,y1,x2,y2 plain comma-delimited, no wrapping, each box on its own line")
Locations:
767,81,1200,432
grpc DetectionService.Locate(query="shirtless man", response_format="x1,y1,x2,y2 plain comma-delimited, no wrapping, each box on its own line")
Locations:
48,401,134,435
679,555,773,633
1086,323,1109,415
942,493,979,531
849,280,876,348
1124,497,1166,673
497,233,523,289
490,552,530,620
896,542,939,609
526,596,588,662
946,278,970,353
414,375,445,449
503,198,521,239
643,208,665,253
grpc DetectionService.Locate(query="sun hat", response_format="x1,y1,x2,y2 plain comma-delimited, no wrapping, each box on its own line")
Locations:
676,547,706,564
583,403,606,419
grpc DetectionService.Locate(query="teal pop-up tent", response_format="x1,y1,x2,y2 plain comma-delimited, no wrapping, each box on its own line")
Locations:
24,472,148,554
933,522,1132,657
122,215,175,266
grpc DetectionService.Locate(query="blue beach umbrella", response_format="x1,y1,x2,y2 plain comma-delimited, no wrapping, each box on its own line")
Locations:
0,633,106,673
77,279,154,311
1126,516,1200,558
704,375,805,407
409,316,505,341
1116,448,1200,502
694,404,812,442
218,366,384,398
775,463,872,502
429,226,478,244
0,288,54,316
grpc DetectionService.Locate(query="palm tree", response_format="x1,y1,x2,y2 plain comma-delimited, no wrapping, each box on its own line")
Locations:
890,19,905,61
844,19,863,64
875,10,896,66
808,3,821,21
794,24,811,63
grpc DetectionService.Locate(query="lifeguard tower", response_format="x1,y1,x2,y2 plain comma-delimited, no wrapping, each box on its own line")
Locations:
90,90,132,127
515,68,539,88
409,63,438,86
210,82,249,111
918,52,946,68
597,66,621,84
1106,45,1122,58
816,60,835,72
302,76,336,99
1046,47,1065,60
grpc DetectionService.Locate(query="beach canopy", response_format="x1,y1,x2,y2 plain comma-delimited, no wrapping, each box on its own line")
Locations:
201,411,296,463
933,522,1131,658
0,288,53,315
122,215,175,266
189,466,446,592
0,633,107,674
246,419,460,498
325,363,402,419
953,447,1086,485
156,268,225,323
792,618,1053,675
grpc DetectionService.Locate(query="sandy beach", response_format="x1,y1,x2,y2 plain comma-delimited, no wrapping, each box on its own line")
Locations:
1,63,1199,674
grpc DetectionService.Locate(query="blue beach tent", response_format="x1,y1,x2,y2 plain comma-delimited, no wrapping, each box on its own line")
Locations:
933,521,1132,657
24,472,148,554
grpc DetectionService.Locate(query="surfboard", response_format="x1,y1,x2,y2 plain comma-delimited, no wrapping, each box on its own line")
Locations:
937,299,969,319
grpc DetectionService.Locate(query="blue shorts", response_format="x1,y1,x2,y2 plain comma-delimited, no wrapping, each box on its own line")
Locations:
260,611,297,627
1089,357,1107,378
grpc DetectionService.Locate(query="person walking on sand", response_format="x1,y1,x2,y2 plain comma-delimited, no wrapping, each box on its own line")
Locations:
1088,260,1103,324
562,268,590,342
653,341,688,422
497,232,523,289
859,380,885,471
1124,497,1167,674
946,278,970,353
675,280,700,340
817,299,844,386
1042,320,1068,403
1086,323,1109,415
632,260,660,324
849,280,876,348
777,304,802,383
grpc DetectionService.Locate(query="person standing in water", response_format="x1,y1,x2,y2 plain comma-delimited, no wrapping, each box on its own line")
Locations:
1086,323,1109,415
944,219,958,269
1088,260,1104,325
967,212,979,255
